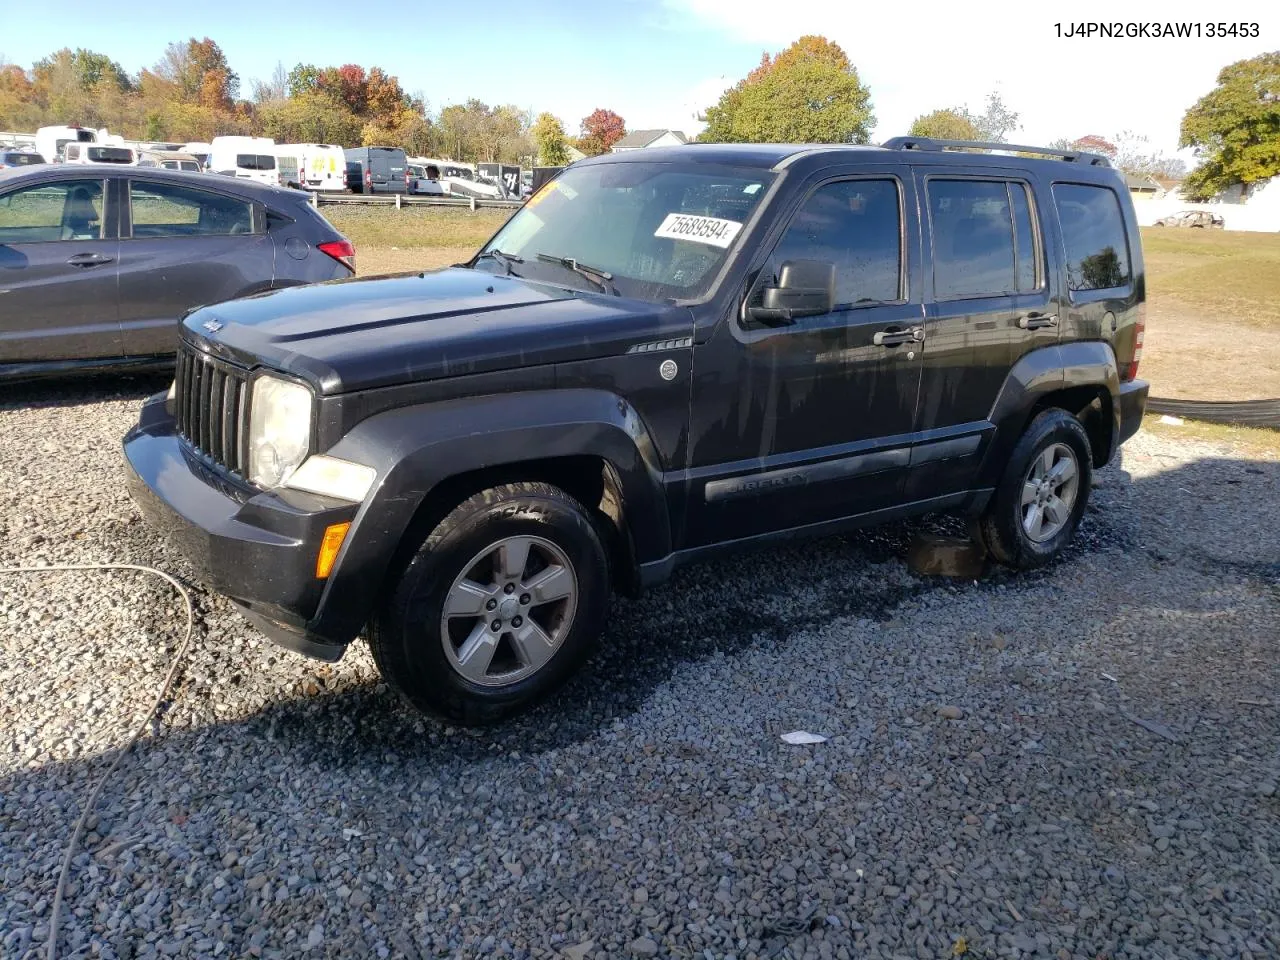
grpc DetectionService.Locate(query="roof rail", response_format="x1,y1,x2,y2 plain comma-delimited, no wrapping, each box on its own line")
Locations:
880,136,1113,167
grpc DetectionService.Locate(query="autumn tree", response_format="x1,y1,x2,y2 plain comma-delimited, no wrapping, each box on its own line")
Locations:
532,112,571,165
1180,52,1280,199
578,108,625,155
908,109,981,140
157,38,238,109
700,36,873,144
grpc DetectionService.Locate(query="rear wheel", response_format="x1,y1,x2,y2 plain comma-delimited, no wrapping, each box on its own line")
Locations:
369,482,610,725
979,409,1093,570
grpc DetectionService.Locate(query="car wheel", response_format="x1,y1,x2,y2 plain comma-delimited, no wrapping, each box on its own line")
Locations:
369,482,610,725
978,409,1093,571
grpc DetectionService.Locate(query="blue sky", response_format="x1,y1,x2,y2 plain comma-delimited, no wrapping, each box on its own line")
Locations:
3,0,1274,159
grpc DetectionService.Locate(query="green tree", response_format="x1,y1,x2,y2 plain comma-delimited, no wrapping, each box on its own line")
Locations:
971,91,1018,142
700,36,873,144
532,112,570,165
1180,52,1280,198
908,108,981,140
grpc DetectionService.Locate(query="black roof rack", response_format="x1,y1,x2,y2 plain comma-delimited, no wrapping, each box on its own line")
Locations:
880,136,1113,167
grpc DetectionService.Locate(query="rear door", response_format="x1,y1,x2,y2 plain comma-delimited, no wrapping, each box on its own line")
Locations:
908,169,1054,499
116,177,273,357
0,175,123,363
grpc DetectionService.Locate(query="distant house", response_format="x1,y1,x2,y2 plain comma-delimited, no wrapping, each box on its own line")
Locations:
611,130,689,152
1152,177,1184,200
1125,174,1161,200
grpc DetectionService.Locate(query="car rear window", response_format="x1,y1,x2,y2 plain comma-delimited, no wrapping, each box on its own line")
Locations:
1052,183,1131,291
236,154,276,171
87,147,134,164
3,153,43,166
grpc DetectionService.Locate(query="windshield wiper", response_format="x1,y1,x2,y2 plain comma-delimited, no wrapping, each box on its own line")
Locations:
473,249,523,275
535,254,618,296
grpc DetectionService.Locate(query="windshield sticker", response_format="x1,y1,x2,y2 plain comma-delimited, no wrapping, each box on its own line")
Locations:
653,213,743,249
743,184,762,194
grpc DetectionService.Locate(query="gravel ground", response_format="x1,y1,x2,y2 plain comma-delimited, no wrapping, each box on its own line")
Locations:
1,376,1278,960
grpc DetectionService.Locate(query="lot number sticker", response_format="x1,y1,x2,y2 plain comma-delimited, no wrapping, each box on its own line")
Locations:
654,213,743,249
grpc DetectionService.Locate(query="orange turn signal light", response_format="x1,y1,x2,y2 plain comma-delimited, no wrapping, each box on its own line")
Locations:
315,522,351,579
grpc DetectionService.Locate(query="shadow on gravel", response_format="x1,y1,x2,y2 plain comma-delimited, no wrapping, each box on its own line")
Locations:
0,372,171,411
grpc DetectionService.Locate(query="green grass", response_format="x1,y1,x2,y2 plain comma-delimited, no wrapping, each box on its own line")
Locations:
1140,227,1280,329
321,206,510,251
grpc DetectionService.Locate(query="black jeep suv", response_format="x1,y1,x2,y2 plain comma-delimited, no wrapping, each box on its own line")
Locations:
124,138,1149,724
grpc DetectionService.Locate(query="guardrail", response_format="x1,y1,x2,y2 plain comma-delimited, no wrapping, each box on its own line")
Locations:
310,193,524,211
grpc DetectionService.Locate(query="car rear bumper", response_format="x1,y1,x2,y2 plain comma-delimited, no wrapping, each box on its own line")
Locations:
122,392,358,661
1118,378,1149,447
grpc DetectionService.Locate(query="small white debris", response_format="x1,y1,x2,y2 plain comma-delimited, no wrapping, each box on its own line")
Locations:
780,731,828,745
1159,415,1184,426
342,828,363,840
1102,673,1118,682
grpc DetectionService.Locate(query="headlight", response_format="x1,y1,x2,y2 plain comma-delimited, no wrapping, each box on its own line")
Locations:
248,375,313,488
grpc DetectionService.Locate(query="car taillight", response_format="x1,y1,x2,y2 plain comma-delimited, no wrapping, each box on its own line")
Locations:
364,169,371,187
341,169,348,186
1123,303,1145,382
405,169,410,187
318,239,356,271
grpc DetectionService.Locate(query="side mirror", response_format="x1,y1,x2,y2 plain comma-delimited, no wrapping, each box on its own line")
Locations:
746,259,836,326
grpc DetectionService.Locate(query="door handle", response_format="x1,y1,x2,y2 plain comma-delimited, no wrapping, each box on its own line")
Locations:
1017,312,1058,330
873,326,925,347
66,253,114,268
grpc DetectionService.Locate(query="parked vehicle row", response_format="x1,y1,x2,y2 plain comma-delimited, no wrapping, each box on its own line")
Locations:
0,165,354,379
119,138,1150,725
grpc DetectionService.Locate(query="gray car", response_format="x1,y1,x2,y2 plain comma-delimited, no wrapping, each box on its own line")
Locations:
0,165,354,381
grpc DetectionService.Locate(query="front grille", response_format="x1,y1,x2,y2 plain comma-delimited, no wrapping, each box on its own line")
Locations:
174,343,250,475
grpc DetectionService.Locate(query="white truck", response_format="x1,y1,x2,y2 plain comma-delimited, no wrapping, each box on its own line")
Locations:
209,136,278,186
279,143,348,191
34,125,97,163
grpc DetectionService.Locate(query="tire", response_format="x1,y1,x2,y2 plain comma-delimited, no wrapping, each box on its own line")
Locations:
369,482,610,725
979,408,1093,570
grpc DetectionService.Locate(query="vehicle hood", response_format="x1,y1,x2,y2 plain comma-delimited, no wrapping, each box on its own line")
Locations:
183,267,694,394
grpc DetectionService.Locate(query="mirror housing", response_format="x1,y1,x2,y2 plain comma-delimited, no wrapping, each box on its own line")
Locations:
746,259,836,326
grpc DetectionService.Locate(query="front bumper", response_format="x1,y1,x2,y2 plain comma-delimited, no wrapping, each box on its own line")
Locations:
1117,378,1149,447
122,392,358,660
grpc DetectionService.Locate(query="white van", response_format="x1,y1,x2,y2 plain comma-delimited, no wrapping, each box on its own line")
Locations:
209,136,278,186
183,142,213,170
63,142,137,165
278,144,348,191
35,125,97,163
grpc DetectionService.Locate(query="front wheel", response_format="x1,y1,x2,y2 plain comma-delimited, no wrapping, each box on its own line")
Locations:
979,409,1093,570
369,482,610,725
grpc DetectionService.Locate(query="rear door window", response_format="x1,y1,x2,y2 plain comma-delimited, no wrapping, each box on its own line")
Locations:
236,154,275,171
927,179,1018,299
0,179,106,242
1052,183,1131,291
129,181,254,237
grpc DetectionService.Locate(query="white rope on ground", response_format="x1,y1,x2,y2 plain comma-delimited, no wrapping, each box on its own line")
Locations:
0,563,196,960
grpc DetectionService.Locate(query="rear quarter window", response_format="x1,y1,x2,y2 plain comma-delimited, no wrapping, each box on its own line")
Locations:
1052,183,1131,292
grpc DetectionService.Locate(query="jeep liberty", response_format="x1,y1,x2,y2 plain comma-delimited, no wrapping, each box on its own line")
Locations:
124,138,1149,724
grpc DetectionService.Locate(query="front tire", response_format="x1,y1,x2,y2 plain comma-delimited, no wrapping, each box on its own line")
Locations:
369,482,610,725
979,409,1093,570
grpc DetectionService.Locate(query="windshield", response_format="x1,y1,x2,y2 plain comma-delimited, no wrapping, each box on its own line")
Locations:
477,161,773,302
236,154,276,171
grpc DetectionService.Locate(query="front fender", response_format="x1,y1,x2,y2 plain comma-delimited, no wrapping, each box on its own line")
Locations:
976,341,1120,487
307,388,669,644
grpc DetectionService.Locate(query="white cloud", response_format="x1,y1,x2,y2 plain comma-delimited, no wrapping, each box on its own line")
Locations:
660,0,1272,157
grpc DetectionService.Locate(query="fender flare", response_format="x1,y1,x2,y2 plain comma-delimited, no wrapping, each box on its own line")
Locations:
977,341,1120,486
308,388,669,643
